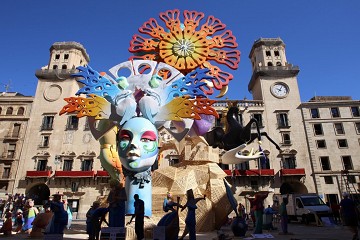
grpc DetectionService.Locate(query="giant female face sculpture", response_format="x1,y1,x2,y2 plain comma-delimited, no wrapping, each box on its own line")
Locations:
119,117,158,173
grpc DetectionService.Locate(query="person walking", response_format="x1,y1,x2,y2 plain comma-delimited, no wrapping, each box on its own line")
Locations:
86,201,100,240
179,189,206,240
127,194,145,240
279,195,289,234
340,192,359,240
248,192,269,234
49,193,68,235
107,179,127,228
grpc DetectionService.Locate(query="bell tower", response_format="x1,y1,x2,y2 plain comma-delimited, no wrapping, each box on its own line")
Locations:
248,37,300,102
247,38,315,194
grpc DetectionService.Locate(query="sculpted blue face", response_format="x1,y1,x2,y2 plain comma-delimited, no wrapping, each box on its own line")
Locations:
118,117,158,172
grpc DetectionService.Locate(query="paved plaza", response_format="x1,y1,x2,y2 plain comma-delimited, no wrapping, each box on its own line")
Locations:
0,219,356,240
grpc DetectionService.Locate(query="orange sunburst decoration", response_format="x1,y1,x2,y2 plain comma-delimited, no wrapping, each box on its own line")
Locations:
129,9,240,97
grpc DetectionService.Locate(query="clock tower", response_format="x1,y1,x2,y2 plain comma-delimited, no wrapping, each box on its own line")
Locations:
248,38,315,194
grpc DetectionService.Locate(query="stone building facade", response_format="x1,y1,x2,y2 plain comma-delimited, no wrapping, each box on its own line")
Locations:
8,38,359,218
299,96,360,204
0,92,33,196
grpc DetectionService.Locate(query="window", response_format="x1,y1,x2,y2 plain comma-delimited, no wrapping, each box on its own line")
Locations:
342,156,353,170
266,51,271,57
68,199,79,212
63,159,73,171
12,123,21,137
250,180,259,191
42,115,54,130
259,154,270,169
6,107,13,115
324,176,334,184
2,167,11,179
7,144,16,158
310,108,320,118
40,135,50,148
282,132,291,145
330,107,340,118
347,175,356,184
267,62,273,66
274,51,280,57
236,161,249,170
64,54,69,60
62,64,67,69
355,122,360,134
277,113,289,128
215,113,223,127
320,156,331,170
0,107,2,115
276,62,282,66
17,107,24,115
55,54,60,60
252,113,263,128
169,158,179,166
313,124,323,135
351,107,360,117
236,113,243,126
316,140,326,148
282,156,296,169
53,65,58,69
337,139,348,148
84,118,90,131
67,116,79,130
37,160,47,171
334,123,345,135
81,159,93,171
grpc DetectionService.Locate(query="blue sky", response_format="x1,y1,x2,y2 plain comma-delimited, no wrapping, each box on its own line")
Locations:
1,0,359,101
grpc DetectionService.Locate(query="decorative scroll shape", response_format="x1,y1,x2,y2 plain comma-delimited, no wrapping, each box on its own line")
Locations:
129,9,241,98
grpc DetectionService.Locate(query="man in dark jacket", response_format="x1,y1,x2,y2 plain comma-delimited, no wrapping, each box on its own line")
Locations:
127,194,145,240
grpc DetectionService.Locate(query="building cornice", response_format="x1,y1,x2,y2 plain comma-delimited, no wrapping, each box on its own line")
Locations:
248,65,300,92
35,69,77,80
50,41,90,62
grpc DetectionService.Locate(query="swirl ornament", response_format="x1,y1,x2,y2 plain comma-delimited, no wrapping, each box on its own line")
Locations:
129,9,240,98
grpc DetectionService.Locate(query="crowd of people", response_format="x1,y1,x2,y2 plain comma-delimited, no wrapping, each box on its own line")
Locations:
0,192,72,237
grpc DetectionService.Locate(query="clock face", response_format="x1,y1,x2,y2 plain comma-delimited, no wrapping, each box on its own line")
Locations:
271,83,289,98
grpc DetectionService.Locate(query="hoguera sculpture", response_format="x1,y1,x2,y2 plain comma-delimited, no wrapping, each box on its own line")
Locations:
60,9,242,230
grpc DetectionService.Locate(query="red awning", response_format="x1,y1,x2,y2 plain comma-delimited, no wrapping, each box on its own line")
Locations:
54,170,95,178
26,171,52,178
224,170,232,176
224,169,275,176
96,171,110,177
280,168,305,176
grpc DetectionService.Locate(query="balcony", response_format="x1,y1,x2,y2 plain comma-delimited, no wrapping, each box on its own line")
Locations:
54,170,95,178
4,134,20,140
26,170,52,178
280,168,305,176
96,171,110,177
224,169,275,177
41,124,53,131
0,152,16,161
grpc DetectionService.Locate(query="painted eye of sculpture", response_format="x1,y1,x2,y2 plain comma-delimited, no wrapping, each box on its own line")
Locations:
141,131,157,141
119,130,132,141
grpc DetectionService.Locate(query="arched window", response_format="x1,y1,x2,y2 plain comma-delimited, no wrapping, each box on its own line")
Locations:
6,107,13,115
17,107,24,115
53,65,58,69
276,62,282,66
267,62,273,66
62,65,67,69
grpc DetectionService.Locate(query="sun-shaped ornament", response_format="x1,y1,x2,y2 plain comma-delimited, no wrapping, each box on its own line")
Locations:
129,9,240,98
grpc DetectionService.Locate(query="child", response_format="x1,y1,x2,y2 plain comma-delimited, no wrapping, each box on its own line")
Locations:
14,209,23,233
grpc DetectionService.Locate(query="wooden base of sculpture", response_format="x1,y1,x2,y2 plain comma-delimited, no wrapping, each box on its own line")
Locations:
151,162,232,232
